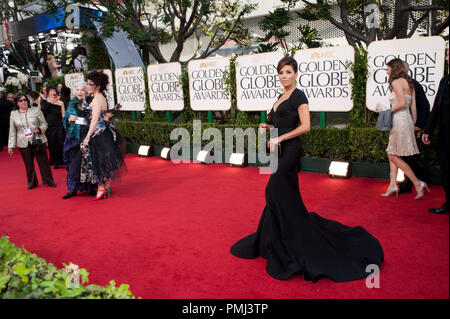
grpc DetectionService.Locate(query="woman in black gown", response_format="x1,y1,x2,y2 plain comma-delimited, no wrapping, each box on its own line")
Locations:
230,57,384,282
41,87,65,168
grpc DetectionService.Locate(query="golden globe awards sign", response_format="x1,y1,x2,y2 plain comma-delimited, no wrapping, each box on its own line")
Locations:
188,57,231,111
114,67,146,111
366,36,446,111
294,46,354,112
64,73,85,99
235,52,284,111
102,69,115,109
147,62,184,111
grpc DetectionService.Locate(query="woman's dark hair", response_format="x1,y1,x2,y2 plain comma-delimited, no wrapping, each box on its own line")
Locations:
386,58,415,92
47,86,57,94
60,86,71,108
13,93,30,110
277,56,298,73
61,86,71,98
29,91,39,101
86,70,109,92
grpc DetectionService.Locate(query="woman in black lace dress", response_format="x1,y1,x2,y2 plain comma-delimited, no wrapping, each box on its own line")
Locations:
80,71,126,200
230,57,384,282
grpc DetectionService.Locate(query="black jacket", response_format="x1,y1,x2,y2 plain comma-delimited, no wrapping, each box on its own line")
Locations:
0,97,14,124
424,75,449,148
413,79,430,129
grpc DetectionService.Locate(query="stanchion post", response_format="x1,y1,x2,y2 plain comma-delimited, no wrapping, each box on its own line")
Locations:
320,112,327,128
261,111,267,124
132,111,137,122
208,111,214,123
166,111,173,123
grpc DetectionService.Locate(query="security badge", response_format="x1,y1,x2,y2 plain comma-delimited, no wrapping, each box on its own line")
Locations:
75,117,88,125
23,128,33,138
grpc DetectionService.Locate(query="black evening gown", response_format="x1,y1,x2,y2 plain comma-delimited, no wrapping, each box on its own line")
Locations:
41,100,65,166
230,88,384,282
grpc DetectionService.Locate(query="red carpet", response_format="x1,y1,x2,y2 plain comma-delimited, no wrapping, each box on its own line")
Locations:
0,151,448,299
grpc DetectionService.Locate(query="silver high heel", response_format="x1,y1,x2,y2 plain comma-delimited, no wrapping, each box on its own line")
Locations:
381,185,399,198
414,181,430,200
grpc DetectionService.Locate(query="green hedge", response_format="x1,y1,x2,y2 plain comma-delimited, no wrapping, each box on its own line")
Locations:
0,235,137,299
115,120,440,164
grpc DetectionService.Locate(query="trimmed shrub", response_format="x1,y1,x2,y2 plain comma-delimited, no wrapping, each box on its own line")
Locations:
114,120,440,164
0,235,137,299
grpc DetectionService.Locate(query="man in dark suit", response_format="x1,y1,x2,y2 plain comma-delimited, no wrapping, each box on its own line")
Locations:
0,92,14,150
422,51,449,214
398,62,430,193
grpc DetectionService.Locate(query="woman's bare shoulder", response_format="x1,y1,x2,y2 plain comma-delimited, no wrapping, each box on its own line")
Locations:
91,94,107,109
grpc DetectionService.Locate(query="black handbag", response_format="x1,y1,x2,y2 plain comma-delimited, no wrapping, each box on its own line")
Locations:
30,134,45,153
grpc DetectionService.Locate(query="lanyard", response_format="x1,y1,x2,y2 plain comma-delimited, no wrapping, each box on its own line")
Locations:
18,111,31,130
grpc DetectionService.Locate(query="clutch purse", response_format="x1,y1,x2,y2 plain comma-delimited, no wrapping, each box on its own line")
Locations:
266,143,282,157
376,109,392,131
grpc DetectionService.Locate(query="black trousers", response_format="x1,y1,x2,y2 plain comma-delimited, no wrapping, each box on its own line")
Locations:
46,125,65,166
18,144,55,188
0,122,9,147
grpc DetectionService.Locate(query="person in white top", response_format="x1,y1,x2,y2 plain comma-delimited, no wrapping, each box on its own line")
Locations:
74,55,87,72
47,55,60,78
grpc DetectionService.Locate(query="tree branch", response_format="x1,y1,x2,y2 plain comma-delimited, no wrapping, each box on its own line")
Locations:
407,12,427,37
433,15,450,35
385,0,409,39
337,0,370,45
163,1,178,41
408,5,447,12
181,0,202,40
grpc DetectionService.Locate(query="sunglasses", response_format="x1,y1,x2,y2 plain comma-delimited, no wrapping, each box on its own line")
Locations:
18,99,27,102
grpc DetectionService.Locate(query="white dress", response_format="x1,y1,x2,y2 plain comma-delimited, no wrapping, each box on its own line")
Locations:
386,92,419,156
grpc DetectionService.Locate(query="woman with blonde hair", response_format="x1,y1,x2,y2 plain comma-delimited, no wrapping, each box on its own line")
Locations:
37,86,47,109
381,58,429,199
47,55,60,78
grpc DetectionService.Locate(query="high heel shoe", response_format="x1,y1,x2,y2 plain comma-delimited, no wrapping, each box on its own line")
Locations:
381,185,399,197
93,189,108,201
414,181,430,200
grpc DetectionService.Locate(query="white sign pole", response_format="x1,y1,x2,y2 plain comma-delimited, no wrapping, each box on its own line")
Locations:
235,52,284,112
366,36,446,111
147,62,184,111
294,46,355,112
101,69,115,109
64,73,85,99
188,57,231,111
114,66,146,111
